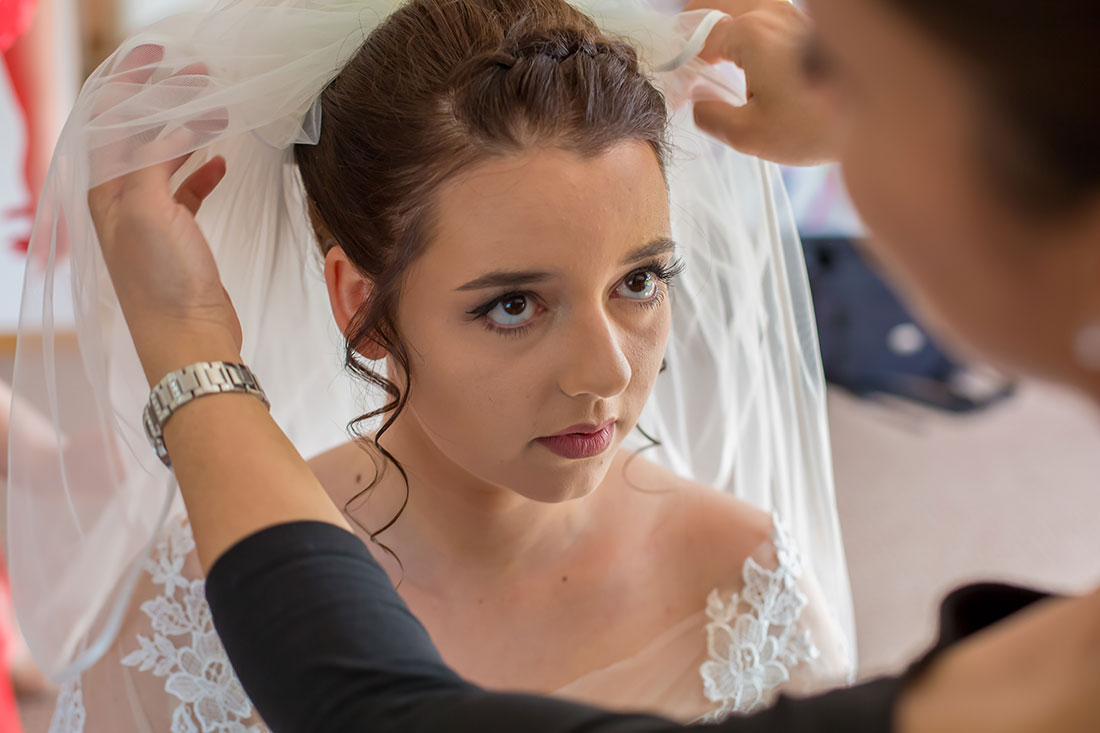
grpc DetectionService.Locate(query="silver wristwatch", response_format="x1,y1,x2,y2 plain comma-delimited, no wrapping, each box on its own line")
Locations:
143,361,269,467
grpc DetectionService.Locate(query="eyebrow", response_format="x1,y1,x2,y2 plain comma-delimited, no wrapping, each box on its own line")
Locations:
455,237,677,292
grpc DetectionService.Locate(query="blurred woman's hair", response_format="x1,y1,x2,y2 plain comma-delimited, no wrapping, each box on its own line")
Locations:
887,1,1099,212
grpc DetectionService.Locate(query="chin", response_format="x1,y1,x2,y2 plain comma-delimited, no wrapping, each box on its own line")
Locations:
556,465,614,501
511,464,609,504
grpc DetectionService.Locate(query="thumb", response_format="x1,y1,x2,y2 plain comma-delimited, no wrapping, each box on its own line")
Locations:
692,100,764,155
697,15,743,67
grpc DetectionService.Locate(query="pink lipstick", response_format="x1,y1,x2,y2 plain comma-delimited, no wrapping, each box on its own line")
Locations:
536,419,616,459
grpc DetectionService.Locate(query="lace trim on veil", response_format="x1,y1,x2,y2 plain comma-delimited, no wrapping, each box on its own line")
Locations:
48,519,264,733
122,519,261,733
48,678,86,732
699,521,820,720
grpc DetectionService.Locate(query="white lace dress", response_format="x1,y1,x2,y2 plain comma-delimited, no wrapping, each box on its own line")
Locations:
49,516,850,731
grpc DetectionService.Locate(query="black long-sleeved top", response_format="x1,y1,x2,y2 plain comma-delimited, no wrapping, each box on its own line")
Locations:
205,521,1047,732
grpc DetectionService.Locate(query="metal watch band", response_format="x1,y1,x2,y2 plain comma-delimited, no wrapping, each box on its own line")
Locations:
143,361,269,467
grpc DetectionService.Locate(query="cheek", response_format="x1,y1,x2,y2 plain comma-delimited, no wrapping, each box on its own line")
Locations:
389,288,523,450
840,101,971,256
406,330,533,440
838,111,1055,368
638,305,672,375
619,302,673,409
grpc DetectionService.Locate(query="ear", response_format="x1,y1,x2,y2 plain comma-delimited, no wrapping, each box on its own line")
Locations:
324,246,388,360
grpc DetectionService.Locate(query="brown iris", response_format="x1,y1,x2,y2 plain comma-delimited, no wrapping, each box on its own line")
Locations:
501,295,528,315
624,271,653,294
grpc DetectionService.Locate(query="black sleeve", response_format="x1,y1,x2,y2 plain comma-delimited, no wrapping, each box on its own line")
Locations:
204,521,1038,733
909,582,1050,676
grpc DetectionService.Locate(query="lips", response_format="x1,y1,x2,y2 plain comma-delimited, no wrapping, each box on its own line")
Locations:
536,419,616,460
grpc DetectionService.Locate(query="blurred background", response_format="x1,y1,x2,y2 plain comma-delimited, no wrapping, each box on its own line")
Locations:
2,0,1100,730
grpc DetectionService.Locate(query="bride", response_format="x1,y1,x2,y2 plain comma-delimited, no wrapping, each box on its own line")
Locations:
7,0,855,729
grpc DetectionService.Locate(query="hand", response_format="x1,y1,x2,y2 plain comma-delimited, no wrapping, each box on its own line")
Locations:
897,587,1100,733
86,45,242,384
687,0,837,165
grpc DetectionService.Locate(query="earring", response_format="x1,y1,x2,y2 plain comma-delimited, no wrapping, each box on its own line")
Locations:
1073,322,1100,372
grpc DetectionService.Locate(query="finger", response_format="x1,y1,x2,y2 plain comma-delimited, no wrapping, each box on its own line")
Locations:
183,106,230,138
164,61,211,94
122,61,212,139
140,105,229,188
102,64,220,197
173,156,227,216
92,44,165,120
95,58,210,126
120,127,204,198
693,99,764,154
138,62,218,176
108,43,165,80
697,15,749,66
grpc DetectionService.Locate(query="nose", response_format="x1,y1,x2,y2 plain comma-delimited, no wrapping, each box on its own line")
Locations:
556,307,632,400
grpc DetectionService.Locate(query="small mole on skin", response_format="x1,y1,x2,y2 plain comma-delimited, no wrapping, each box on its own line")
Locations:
561,576,568,583
355,473,362,483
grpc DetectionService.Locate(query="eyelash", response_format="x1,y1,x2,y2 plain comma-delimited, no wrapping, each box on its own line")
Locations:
467,258,685,339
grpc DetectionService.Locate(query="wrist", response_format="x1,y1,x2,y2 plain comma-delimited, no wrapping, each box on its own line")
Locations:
134,325,243,387
145,361,268,467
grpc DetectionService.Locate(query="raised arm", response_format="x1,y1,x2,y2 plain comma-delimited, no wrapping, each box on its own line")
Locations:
86,47,1100,733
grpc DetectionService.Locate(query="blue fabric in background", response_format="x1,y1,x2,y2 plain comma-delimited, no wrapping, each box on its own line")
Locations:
802,236,1012,412
781,164,1012,412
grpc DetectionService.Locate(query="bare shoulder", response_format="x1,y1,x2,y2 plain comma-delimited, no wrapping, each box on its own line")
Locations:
620,452,776,596
306,438,375,507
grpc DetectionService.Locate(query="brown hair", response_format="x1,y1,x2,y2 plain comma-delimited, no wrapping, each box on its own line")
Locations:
885,1,1099,212
294,0,669,541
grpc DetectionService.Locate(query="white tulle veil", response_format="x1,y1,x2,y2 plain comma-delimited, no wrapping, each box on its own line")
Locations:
6,0,856,682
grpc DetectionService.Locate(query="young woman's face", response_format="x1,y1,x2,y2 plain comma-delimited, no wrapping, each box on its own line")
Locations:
806,0,1100,385
391,142,674,503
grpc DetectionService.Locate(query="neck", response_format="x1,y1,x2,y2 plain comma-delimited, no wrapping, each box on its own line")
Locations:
352,414,610,591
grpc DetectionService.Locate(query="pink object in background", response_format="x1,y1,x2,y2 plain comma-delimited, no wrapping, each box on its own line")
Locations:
2,0,42,257
1,2,40,730
0,0,36,53
0,562,22,733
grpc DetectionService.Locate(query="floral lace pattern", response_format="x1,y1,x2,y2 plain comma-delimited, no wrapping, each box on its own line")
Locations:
119,520,263,733
48,678,86,733
699,521,819,720
50,517,818,730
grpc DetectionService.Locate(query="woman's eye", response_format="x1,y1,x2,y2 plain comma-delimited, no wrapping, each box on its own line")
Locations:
617,270,658,300
486,294,535,327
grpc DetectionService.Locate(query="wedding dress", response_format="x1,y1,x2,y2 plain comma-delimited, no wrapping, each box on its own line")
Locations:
49,511,850,731
7,1,857,729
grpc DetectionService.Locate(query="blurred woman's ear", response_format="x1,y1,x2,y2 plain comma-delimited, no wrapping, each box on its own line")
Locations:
1069,198,1100,374
323,245,388,360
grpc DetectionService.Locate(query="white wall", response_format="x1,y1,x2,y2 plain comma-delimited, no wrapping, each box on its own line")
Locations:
120,0,202,33
1,55,32,334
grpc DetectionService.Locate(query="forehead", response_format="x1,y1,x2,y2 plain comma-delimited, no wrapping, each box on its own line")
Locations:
808,0,947,80
807,0,888,47
424,142,670,274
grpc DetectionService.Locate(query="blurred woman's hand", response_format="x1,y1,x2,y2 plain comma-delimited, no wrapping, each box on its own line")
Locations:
897,587,1100,733
688,0,837,165
86,46,241,385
